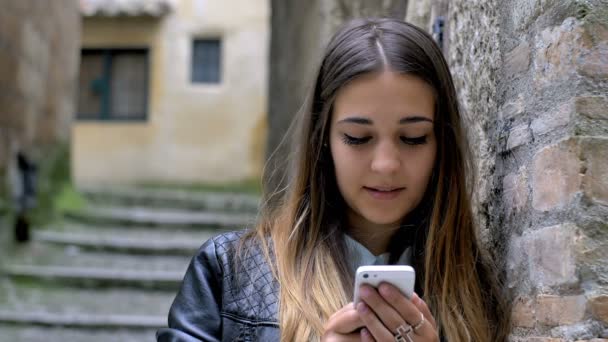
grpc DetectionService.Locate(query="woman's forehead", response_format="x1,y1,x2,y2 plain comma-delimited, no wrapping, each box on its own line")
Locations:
332,71,436,123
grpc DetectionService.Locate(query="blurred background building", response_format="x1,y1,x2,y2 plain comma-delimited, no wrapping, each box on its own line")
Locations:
74,0,269,187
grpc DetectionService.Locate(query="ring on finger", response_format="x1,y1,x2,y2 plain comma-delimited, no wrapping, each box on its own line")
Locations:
394,324,414,342
394,333,414,342
412,312,426,333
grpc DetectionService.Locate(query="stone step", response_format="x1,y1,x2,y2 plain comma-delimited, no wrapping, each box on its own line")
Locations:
3,265,184,290
0,311,164,328
65,206,257,228
3,243,190,289
33,225,218,255
81,186,261,213
0,280,173,321
0,324,157,342
8,242,192,271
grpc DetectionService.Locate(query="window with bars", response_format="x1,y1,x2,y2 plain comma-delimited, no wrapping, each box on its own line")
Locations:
77,49,149,121
191,38,222,84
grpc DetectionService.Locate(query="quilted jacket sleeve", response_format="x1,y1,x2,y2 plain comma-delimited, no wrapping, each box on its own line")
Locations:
157,237,223,342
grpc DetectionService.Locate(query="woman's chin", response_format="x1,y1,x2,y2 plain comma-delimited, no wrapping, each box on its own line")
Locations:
360,211,407,228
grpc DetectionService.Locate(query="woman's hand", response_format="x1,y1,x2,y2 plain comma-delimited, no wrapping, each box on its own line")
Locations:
356,283,438,342
321,302,367,341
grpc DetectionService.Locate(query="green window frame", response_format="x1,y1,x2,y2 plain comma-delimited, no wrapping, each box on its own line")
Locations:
77,48,150,121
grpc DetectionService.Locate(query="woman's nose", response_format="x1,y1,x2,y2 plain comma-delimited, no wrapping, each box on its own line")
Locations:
370,141,401,174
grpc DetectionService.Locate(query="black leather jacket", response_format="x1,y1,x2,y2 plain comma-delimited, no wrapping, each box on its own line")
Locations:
156,230,280,341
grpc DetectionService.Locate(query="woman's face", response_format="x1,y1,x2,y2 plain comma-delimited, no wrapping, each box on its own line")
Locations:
329,71,437,234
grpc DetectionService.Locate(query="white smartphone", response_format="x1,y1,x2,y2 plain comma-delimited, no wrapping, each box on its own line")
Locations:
353,265,415,304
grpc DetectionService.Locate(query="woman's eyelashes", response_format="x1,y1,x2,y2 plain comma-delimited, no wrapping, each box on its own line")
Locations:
341,133,371,145
400,136,428,145
341,133,428,146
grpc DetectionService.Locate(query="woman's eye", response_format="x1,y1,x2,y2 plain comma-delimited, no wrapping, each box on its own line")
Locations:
400,136,427,145
341,134,371,145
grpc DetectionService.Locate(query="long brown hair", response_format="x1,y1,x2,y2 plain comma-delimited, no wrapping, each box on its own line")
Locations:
245,18,510,341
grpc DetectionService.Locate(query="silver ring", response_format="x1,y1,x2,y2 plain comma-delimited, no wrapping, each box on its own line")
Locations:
394,334,414,342
394,324,414,342
412,312,426,332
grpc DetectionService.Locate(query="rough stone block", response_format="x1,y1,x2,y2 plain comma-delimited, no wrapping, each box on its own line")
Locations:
578,41,608,79
531,96,608,139
512,296,536,328
503,168,529,213
510,0,557,32
551,320,605,340
576,97,608,120
530,101,571,137
525,338,564,342
534,18,587,88
507,124,533,150
581,138,608,205
537,294,586,326
532,139,581,211
525,224,579,287
506,41,531,76
499,95,525,120
573,97,608,136
589,295,608,324
507,224,581,291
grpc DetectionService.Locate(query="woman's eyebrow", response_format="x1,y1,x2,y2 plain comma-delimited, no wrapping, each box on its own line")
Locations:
400,116,434,124
337,117,373,125
337,115,434,125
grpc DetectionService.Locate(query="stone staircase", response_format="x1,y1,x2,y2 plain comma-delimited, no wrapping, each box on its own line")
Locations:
0,187,260,342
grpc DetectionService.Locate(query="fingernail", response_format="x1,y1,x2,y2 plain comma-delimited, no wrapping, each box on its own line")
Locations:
357,302,369,313
360,286,370,298
412,292,420,304
361,328,370,337
378,283,390,296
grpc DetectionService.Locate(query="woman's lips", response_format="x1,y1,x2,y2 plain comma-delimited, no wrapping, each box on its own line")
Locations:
364,186,405,200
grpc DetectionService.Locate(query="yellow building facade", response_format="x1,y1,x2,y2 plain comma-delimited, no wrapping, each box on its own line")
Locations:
73,0,269,187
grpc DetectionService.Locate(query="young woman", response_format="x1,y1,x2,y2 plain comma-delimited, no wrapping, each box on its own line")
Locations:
157,17,511,342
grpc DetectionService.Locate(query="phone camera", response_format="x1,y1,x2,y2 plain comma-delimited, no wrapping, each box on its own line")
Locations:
363,273,369,279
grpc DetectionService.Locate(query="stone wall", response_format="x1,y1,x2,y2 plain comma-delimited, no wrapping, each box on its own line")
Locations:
499,1,607,339
437,0,608,339
266,0,408,194
0,0,81,246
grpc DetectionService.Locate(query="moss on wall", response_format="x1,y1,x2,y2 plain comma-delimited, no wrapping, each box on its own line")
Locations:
0,167,12,256
29,144,79,226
